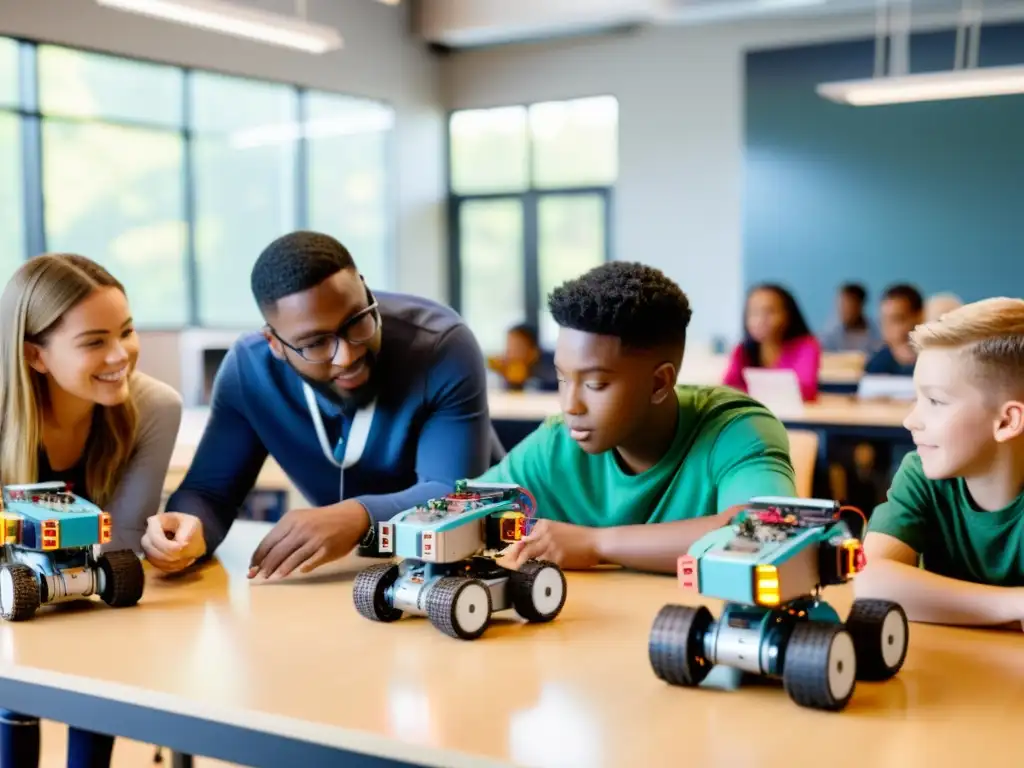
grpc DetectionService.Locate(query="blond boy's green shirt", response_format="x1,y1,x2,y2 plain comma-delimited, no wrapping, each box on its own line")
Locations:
475,385,797,527
868,451,1024,586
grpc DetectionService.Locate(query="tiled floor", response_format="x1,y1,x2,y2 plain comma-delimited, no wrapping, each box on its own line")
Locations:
39,720,241,768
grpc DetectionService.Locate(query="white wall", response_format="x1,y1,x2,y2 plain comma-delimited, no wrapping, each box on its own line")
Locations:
440,11,1019,349
0,0,444,393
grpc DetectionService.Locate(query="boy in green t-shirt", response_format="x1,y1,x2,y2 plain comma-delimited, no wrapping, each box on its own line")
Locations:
857,297,1024,628
477,261,798,575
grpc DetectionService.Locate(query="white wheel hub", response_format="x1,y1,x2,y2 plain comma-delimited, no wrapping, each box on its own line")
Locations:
828,631,857,701
453,582,490,635
530,566,564,617
880,609,907,668
0,568,12,614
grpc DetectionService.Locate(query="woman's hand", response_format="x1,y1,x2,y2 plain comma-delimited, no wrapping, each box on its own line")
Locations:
141,512,206,573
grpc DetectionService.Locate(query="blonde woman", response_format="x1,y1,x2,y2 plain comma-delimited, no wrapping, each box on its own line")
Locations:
0,254,182,768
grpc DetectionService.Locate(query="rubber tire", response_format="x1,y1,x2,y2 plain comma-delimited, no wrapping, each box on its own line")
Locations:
0,564,40,621
509,560,567,623
649,604,714,687
782,622,857,711
352,563,403,622
846,599,909,681
97,550,145,607
426,577,492,640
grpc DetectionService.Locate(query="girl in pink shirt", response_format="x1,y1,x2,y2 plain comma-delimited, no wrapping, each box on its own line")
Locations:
723,284,821,402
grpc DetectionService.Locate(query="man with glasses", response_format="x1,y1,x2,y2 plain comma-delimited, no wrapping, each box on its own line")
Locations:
143,231,494,578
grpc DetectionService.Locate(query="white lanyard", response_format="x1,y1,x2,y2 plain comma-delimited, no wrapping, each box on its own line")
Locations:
302,382,376,500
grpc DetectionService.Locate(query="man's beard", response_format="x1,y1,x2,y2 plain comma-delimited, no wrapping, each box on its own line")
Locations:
289,351,379,413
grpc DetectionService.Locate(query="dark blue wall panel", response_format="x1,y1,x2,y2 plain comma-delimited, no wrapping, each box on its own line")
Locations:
744,24,1024,332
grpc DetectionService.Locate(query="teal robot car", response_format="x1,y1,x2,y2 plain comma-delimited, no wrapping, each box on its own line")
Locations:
649,496,908,712
353,481,567,640
0,481,145,621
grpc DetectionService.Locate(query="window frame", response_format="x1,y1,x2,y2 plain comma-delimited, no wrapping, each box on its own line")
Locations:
0,34,396,331
446,97,617,350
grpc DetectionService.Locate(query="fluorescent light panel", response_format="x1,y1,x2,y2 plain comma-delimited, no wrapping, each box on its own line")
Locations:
817,64,1024,106
96,0,343,54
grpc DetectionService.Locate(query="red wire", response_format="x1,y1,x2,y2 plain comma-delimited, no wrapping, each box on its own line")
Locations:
838,504,868,536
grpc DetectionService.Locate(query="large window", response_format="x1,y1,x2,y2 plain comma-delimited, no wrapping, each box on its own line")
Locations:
0,37,17,107
449,96,617,352
0,37,395,330
0,113,23,284
305,92,394,291
192,72,297,328
0,38,22,285
39,47,188,327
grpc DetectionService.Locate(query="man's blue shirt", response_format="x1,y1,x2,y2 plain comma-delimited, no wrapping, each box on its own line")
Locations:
166,291,495,554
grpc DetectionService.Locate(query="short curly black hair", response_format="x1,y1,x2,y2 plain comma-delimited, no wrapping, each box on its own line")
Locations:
548,262,692,353
251,231,355,314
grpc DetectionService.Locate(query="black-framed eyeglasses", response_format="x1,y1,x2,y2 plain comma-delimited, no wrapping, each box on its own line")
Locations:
267,277,380,364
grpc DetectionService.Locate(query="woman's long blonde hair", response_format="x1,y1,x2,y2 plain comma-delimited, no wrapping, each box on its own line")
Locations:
0,254,139,507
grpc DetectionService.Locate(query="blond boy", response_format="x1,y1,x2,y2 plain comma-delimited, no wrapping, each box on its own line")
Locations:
855,297,1024,628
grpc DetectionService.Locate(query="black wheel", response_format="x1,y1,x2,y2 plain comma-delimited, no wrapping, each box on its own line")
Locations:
97,550,145,607
426,577,492,640
846,599,909,681
782,622,857,711
649,604,714,687
353,563,403,622
0,564,40,621
509,560,566,623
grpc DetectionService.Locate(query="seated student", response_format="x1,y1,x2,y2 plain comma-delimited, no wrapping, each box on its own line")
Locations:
924,291,963,323
864,283,924,377
820,282,881,354
856,297,1024,627
722,283,821,402
145,231,494,577
474,262,798,575
487,323,558,392
0,254,182,768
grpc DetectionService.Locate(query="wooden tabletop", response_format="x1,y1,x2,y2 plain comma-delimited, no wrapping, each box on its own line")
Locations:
0,521,1020,767
489,390,912,429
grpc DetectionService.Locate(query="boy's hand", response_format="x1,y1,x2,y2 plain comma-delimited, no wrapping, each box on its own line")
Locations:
142,513,206,573
497,520,601,571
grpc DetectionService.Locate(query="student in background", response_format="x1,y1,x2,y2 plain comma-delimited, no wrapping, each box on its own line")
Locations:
856,298,1024,628
820,282,881,354
924,292,963,323
864,284,924,376
487,323,557,391
477,262,797,574
722,283,821,402
0,254,182,768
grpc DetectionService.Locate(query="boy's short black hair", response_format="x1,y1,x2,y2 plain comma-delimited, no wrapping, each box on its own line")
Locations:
251,231,355,314
882,283,924,313
840,282,867,303
548,261,691,353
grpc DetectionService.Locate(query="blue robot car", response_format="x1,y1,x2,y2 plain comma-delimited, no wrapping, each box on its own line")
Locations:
0,482,145,621
353,481,567,640
649,496,908,712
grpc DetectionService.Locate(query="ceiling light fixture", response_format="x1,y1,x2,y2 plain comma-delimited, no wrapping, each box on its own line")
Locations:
95,0,343,54
816,0,1024,106
817,63,1024,105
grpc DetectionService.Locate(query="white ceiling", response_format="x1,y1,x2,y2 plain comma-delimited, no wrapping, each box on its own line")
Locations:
418,0,1024,47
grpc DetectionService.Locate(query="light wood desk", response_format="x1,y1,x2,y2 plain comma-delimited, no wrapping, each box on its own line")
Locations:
489,390,911,430
1,521,1021,768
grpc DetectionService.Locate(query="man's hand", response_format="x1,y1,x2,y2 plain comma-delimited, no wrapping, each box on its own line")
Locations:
497,520,602,571
248,500,372,580
142,513,206,573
